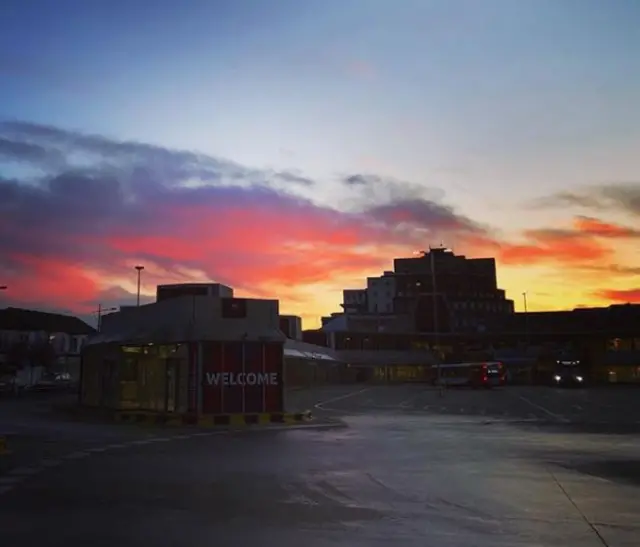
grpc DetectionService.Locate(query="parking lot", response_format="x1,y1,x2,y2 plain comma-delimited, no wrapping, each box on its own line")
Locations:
2,386,640,546
302,384,640,430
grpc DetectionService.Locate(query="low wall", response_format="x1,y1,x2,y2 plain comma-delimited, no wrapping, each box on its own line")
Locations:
283,360,435,387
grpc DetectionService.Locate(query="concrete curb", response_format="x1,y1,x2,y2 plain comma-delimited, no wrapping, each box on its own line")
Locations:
55,404,313,428
115,410,313,427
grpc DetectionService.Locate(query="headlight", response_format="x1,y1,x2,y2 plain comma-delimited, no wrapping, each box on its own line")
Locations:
576,376,583,382
554,375,561,381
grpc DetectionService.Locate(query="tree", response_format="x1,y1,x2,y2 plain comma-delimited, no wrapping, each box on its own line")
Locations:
28,341,56,369
5,341,29,369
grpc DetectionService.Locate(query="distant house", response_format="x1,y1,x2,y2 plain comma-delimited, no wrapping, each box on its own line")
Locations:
0,307,96,382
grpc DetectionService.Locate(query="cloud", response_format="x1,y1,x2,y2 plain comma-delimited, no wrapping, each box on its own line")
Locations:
472,215,640,266
533,183,640,217
0,121,482,318
594,288,640,304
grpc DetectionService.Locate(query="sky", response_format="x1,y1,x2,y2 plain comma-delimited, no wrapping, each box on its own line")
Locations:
0,0,639,329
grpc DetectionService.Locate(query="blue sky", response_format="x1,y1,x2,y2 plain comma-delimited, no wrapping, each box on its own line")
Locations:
1,0,640,323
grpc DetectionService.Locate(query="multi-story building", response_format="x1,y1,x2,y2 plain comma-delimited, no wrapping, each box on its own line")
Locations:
0,307,95,381
341,289,367,314
279,314,303,340
367,272,396,314
393,247,514,333
328,247,514,336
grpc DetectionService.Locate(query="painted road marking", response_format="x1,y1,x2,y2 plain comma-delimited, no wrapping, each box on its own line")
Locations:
65,451,89,460
514,393,569,422
8,467,40,476
40,459,62,467
315,387,372,412
0,421,343,499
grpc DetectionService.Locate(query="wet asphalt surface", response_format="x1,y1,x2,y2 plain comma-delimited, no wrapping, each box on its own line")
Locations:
1,386,639,546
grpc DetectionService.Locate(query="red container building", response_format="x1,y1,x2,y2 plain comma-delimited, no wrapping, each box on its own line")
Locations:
80,286,286,416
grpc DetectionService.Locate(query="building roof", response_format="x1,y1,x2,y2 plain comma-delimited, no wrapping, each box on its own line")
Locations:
491,304,640,335
284,339,338,361
0,307,95,334
87,295,284,345
336,349,437,366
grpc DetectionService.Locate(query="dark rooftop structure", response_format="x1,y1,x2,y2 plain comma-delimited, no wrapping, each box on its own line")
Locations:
490,304,640,336
0,307,95,334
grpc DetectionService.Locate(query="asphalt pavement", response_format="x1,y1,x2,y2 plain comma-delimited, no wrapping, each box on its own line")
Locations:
1,386,639,546
313,384,640,430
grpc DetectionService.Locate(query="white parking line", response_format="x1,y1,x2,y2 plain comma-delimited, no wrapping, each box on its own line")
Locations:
314,387,372,412
8,467,40,476
515,393,569,422
64,451,89,460
40,459,62,467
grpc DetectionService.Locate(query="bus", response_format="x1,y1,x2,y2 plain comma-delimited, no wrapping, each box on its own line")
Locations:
431,362,506,388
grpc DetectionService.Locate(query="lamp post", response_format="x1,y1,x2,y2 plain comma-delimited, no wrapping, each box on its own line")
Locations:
522,291,529,345
135,266,144,307
429,249,442,395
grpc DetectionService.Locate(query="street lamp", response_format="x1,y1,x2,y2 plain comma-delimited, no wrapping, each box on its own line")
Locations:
135,265,144,307
522,291,529,346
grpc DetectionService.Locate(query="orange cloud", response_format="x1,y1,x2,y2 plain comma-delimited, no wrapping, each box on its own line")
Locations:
572,216,640,238
2,255,100,312
479,216,640,266
595,288,640,303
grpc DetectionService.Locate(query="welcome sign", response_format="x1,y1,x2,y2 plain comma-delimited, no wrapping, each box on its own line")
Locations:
205,372,279,387
200,340,284,414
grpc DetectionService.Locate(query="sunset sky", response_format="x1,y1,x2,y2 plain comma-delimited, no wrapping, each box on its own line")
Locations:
1,0,639,328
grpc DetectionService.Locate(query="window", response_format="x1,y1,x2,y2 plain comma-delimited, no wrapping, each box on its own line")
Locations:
121,355,139,381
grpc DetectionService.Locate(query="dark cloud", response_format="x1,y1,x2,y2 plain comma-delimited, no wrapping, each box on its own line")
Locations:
366,199,483,234
343,174,370,186
532,183,640,217
272,170,314,186
0,137,65,167
340,173,483,235
0,120,312,189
